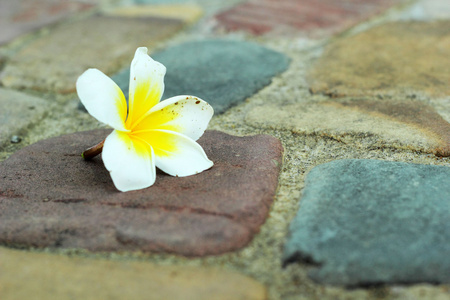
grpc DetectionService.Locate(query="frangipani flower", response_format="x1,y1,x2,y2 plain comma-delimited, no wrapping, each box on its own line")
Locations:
76,47,214,192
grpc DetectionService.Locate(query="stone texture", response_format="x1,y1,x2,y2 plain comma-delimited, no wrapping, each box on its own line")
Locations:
215,0,402,36
0,247,267,300
339,99,450,156
132,0,191,3
390,285,450,300
246,99,450,157
112,40,290,114
0,130,283,256
283,159,450,286
108,4,203,24
309,21,450,97
0,0,95,45
417,0,450,20
0,88,48,148
0,15,184,94
400,0,450,21
130,0,227,4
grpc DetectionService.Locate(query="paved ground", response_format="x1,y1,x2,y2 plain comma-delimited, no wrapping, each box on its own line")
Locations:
0,0,449,299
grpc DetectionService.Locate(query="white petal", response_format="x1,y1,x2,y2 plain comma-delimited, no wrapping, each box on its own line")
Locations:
102,130,156,192
76,69,128,131
132,129,213,177
133,95,214,141
127,47,166,129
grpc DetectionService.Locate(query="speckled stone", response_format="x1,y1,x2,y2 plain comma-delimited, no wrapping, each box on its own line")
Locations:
308,21,450,97
0,15,184,94
111,40,290,114
0,247,267,300
283,159,450,286
0,130,282,256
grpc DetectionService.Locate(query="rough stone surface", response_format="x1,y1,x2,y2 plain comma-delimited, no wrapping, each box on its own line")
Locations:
309,21,450,97
283,159,450,286
112,40,290,114
400,0,450,21
0,16,184,94
0,130,283,256
0,88,48,148
215,0,402,36
339,99,450,156
0,247,267,300
418,0,450,20
0,0,95,45
246,99,450,157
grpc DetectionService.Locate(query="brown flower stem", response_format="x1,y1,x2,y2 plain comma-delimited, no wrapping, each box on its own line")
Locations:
82,139,105,160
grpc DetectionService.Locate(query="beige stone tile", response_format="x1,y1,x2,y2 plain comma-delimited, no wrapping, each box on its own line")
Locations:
0,16,184,94
245,99,450,156
308,21,450,98
107,4,203,24
0,88,48,147
0,247,267,300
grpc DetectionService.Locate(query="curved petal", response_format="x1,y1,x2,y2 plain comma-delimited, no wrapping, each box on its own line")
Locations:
132,129,213,177
102,130,156,192
132,95,214,141
127,47,166,129
76,69,128,131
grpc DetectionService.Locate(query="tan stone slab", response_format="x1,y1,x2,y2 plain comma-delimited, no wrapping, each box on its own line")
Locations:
245,99,450,156
107,4,203,24
0,16,184,94
340,99,450,156
0,247,267,300
309,21,450,98
391,285,450,300
0,88,48,147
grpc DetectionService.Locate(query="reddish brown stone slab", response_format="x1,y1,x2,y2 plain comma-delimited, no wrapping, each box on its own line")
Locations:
0,130,283,256
215,0,402,36
0,0,95,45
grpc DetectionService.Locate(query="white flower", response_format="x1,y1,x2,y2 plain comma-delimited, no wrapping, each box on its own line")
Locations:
76,47,214,192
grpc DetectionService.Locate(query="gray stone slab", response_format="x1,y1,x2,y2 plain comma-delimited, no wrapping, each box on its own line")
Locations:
110,39,290,114
283,159,450,286
0,89,48,148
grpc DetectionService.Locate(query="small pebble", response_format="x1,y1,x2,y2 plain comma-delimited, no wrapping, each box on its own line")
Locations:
10,136,22,144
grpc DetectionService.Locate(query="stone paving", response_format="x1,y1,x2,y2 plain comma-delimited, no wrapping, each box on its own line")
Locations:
0,0,449,299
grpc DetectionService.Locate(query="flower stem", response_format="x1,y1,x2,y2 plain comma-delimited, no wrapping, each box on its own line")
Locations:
82,139,105,160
